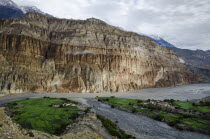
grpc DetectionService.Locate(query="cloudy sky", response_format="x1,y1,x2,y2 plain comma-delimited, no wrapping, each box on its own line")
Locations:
13,0,210,50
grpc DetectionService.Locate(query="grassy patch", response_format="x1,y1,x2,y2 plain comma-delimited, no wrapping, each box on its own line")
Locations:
182,119,210,131
97,114,135,139
6,97,82,135
99,97,138,109
98,97,210,134
174,101,210,113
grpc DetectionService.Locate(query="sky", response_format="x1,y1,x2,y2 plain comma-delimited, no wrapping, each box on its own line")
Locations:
13,0,210,50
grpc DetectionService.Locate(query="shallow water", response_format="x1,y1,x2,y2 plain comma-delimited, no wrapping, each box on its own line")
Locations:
0,84,210,139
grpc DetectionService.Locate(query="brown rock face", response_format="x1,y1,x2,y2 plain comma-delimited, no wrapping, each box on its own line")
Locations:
0,13,203,93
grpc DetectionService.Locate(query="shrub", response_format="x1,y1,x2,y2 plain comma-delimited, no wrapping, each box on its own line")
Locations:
132,108,137,113
164,99,168,102
154,115,164,121
43,96,50,98
70,113,79,119
137,100,142,103
170,99,175,103
128,102,133,105
168,120,180,126
192,103,196,106
111,96,115,98
182,114,191,118
205,101,210,106
175,125,184,131
111,105,115,108
85,107,92,113
105,98,110,101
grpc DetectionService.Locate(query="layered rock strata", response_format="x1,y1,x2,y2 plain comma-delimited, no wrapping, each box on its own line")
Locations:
0,13,203,93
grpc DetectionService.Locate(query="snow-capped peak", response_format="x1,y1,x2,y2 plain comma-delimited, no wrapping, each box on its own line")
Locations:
149,35,162,40
20,6,44,14
0,0,17,7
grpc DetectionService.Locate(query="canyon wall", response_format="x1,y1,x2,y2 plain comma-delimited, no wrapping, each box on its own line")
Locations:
0,13,203,93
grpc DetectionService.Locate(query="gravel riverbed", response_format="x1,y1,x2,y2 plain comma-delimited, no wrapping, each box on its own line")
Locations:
0,83,210,139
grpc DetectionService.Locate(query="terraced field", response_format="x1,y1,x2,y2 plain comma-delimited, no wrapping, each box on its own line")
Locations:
6,97,82,135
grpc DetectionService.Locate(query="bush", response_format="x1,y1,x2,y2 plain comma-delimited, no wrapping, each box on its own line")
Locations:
175,125,184,130
154,115,164,121
170,99,175,103
43,96,50,98
137,100,142,103
111,96,115,98
128,102,133,105
132,108,137,113
111,105,115,108
85,107,92,113
164,99,168,102
105,98,110,101
168,120,180,126
70,113,79,119
60,98,68,101
205,101,210,106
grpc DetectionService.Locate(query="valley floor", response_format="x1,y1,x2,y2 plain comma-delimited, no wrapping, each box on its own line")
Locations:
0,84,210,104
0,83,210,139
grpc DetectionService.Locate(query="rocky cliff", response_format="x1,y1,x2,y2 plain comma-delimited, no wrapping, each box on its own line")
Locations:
0,13,204,93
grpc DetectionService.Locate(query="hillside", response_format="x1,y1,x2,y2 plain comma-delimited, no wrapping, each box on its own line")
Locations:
0,13,205,93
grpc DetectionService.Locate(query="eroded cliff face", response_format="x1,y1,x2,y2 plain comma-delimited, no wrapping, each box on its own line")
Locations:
0,13,203,93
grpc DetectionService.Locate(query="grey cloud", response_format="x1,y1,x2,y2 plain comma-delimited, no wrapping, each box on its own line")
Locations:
13,0,210,50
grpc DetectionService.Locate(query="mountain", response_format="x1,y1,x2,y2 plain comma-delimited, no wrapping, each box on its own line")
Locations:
147,35,210,70
148,35,176,48
0,12,205,94
171,48,210,69
0,0,24,18
0,0,17,7
20,6,53,17
147,35,210,82
20,6,45,14
0,0,51,19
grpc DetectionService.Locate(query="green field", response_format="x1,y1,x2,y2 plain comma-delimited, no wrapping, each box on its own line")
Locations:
6,97,82,135
174,101,210,113
98,97,210,133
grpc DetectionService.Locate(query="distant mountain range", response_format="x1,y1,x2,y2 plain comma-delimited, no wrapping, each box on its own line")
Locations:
148,35,176,48
148,35,210,82
148,35,210,70
0,0,51,18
